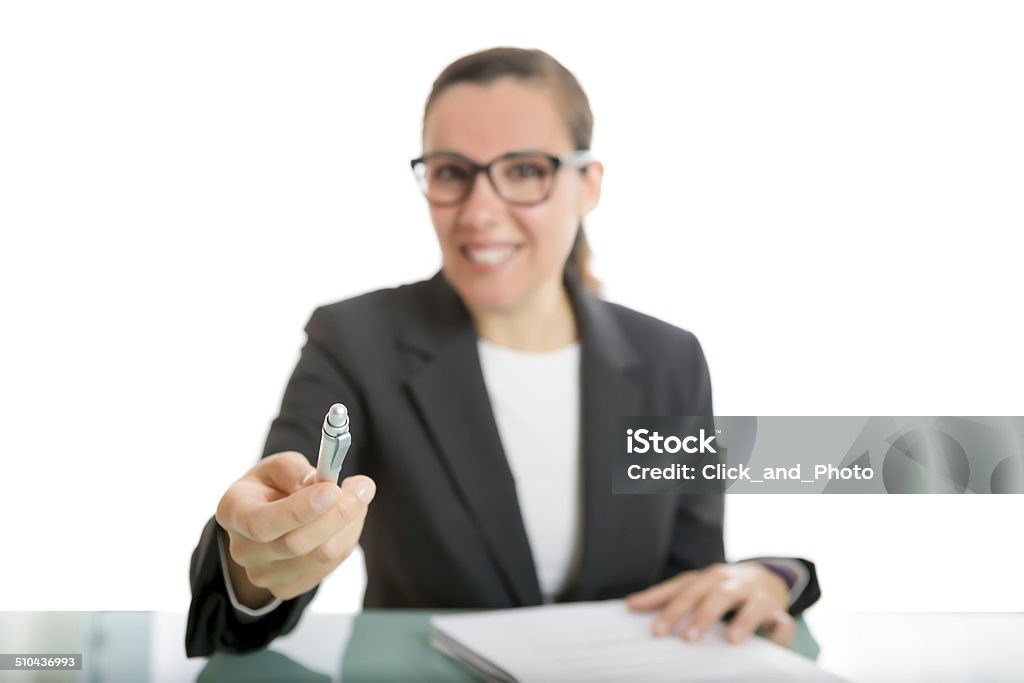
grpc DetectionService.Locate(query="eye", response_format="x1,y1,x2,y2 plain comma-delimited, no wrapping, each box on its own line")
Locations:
431,163,469,182
506,162,549,180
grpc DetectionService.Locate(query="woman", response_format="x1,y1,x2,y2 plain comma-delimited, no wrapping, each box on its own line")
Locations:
186,47,820,657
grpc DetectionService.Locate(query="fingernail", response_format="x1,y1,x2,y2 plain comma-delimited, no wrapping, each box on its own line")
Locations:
312,488,338,512
300,469,316,487
685,626,700,641
355,479,376,505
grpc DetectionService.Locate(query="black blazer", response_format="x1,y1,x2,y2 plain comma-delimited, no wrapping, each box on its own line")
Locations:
186,268,820,656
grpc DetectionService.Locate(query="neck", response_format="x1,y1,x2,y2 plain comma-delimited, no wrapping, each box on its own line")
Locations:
469,281,578,352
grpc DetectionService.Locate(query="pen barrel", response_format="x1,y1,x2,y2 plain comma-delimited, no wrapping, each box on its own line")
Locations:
316,430,352,484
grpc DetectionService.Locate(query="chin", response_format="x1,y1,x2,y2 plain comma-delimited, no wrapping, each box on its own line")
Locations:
443,267,528,313
454,279,524,313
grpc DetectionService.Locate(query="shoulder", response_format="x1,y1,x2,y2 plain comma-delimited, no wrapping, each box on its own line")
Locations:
600,299,707,363
303,276,438,346
592,298,713,412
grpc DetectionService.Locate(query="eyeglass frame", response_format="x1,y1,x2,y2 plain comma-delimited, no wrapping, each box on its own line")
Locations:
409,149,594,207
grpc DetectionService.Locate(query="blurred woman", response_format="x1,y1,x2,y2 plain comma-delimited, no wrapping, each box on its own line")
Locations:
186,46,819,657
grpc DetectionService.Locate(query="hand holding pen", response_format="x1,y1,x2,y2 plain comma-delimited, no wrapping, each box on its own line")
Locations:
214,404,377,608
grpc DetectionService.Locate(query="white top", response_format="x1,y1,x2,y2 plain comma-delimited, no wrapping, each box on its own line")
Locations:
477,338,582,603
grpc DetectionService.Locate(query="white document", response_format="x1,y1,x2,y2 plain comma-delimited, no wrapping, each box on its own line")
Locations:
430,599,846,682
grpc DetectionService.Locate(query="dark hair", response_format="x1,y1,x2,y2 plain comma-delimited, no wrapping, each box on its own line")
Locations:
423,47,601,293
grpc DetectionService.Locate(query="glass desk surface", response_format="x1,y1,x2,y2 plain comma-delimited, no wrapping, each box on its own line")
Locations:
1,610,1022,682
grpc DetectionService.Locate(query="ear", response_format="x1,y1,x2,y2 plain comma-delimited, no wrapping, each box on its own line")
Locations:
577,160,604,217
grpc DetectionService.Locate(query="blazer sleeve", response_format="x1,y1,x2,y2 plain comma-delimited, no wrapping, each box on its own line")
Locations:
661,334,822,616
185,308,366,656
784,559,821,616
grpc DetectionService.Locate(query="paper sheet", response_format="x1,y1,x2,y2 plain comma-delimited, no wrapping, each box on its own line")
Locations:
431,599,847,682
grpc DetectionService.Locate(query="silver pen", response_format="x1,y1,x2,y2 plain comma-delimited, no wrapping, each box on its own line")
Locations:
316,403,352,484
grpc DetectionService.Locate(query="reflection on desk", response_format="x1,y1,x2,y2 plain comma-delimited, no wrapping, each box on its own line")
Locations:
0,611,1021,682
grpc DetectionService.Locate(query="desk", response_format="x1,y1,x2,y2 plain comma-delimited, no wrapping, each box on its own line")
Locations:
0,611,1021,682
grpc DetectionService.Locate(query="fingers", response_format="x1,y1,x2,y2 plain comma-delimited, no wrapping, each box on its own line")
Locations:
720,566,795,646
246,551,339,602
655,573,745,643
678,575,752,641
216,449,378,605
643,565,724,634
223,480,341,543
217,452,317,534
236,476,376,564
632,564,799,647
731,607,796,647
340,475,377,505
251,505,367,587
625,572,698,611
768,610,797,646
238,485,372,600
268,554,343,601
225,474,376,602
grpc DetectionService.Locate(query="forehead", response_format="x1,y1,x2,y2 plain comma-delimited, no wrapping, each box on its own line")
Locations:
423,78,571,160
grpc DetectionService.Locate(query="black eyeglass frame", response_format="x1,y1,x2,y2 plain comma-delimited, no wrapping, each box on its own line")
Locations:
409,149,594,207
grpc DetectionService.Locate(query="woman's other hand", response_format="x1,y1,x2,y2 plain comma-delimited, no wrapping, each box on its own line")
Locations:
625,562,795,646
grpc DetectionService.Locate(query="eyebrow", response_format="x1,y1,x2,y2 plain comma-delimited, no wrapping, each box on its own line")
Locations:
421,148,556,162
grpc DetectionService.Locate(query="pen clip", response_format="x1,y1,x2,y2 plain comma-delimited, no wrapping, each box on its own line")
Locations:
330,431,352,473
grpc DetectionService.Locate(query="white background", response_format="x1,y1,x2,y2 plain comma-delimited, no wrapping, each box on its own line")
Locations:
1,1,1021,616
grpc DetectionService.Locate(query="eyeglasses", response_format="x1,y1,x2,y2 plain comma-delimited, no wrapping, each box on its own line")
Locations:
410,149,593,207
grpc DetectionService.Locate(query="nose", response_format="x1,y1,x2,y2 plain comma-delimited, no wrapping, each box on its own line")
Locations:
458,168,505,228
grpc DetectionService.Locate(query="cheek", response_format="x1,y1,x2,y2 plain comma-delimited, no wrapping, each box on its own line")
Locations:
429,208,457,243
521,201,578,258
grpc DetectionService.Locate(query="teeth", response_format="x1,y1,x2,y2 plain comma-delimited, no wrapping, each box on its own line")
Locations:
465,246,515,264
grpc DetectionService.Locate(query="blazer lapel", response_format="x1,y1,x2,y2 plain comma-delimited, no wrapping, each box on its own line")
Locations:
562,269,647,600
400,272,543,606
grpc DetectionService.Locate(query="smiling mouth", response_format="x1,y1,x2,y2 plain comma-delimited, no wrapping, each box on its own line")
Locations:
461,245,521,266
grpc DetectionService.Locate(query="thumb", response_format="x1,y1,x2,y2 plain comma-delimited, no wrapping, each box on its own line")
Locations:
340,475,377,505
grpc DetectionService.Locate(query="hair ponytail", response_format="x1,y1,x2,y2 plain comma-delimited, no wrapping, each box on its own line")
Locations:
568,223,601,293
